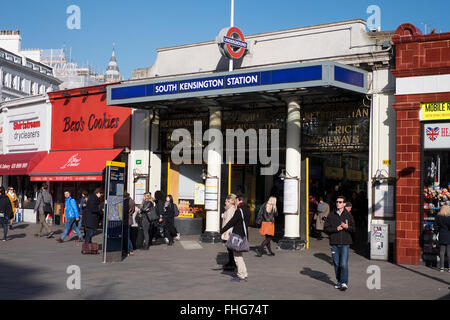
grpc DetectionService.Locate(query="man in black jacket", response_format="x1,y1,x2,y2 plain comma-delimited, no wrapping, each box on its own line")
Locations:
324,195,355,291
84,188,103,243
0,187,13,241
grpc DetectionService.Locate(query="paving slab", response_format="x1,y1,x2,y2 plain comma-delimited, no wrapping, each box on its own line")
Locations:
0,222,449,300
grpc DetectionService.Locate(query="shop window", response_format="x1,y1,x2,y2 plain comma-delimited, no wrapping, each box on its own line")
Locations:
423,150,450,259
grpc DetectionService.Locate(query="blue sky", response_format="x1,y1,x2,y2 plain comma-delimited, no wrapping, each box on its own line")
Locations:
1,0,449,79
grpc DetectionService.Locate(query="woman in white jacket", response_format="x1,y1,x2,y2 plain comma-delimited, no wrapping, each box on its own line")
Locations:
222,194,237,270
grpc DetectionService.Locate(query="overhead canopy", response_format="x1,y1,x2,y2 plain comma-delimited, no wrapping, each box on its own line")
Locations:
107,61,368,109
0,152,47,176
29,149,123,181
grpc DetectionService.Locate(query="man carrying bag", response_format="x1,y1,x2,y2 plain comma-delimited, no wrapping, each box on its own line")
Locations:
34,183,55,239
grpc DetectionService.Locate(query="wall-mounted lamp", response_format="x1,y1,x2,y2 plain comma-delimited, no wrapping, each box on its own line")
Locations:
201,169,218,181
372,169,395,185
278,169,298,181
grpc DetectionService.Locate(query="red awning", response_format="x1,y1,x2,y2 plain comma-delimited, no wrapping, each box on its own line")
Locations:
29,149,123,181
0,152,48,175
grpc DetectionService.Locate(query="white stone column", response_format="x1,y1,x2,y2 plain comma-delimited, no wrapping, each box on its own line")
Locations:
201,107,223,243
149,110,161,195
279,98,303,249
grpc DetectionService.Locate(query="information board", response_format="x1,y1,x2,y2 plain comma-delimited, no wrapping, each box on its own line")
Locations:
134,177,147,205
373,183,394,219
102,161,125,263
283,178,299,214
205,178,219,211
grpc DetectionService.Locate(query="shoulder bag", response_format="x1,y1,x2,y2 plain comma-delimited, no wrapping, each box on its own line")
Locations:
226,209,249,252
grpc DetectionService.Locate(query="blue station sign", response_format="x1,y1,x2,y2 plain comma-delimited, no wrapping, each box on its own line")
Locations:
107,61,367,105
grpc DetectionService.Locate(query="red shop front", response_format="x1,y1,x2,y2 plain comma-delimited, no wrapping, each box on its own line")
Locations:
392,24,450,265
29,84,132,224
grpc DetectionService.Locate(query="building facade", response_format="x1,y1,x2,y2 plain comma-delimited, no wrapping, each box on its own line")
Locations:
0,94,52,222
108,19,397,250
392,23,450,265
0,30,60,102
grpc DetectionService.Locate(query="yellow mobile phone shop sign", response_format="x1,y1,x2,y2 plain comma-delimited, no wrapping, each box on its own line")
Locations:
421,102,450,121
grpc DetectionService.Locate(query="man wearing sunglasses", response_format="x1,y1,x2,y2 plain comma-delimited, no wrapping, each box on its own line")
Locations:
324,196,355,291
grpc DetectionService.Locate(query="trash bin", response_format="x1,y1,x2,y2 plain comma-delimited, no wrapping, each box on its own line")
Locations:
370,224,388,261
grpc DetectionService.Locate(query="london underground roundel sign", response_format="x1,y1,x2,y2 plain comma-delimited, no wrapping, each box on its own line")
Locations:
217,26,248,60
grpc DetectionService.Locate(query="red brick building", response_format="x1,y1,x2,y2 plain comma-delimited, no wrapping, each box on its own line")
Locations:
392,23,450,265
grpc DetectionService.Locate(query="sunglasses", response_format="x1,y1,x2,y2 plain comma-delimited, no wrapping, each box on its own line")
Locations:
336,201,344,203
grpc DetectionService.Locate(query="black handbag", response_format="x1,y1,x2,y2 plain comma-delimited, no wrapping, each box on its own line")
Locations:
142,204,159,222
226,209,249,252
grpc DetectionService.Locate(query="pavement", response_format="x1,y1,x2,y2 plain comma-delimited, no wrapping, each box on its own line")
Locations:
0,221,449,300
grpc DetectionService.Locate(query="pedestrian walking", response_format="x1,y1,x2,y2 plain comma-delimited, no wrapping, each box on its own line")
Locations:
140,192,157,250
256,196,278,257
314,196,330,240
220,197,251,282
324,196,355,291
124,193,136,256
162,195,177,246
57,190,83,243
130,201,140,250
0,187,13,241
78,190,88,236
434,205,450,272
221,194,238,270
34,183,55,238
6,187,18,229
172,198,181,241
154,191,165,240
83,188,103,243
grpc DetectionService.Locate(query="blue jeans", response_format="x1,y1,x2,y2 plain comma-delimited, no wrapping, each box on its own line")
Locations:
85,228,95,243
61,218,83,240
0,217,8,240
331,245,349,285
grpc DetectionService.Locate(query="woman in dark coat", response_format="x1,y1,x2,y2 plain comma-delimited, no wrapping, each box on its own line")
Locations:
84,188,103,243
140,192,157,250
163,195,177,246
434,205,450,272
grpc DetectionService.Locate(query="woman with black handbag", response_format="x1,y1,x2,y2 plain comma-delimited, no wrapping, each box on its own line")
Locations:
220,196,251,282
140,192,157,250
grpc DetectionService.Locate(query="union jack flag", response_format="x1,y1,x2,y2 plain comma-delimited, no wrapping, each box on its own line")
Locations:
426,127,440,141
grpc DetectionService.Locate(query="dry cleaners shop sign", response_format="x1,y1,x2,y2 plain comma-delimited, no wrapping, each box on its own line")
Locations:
7,112,45,153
